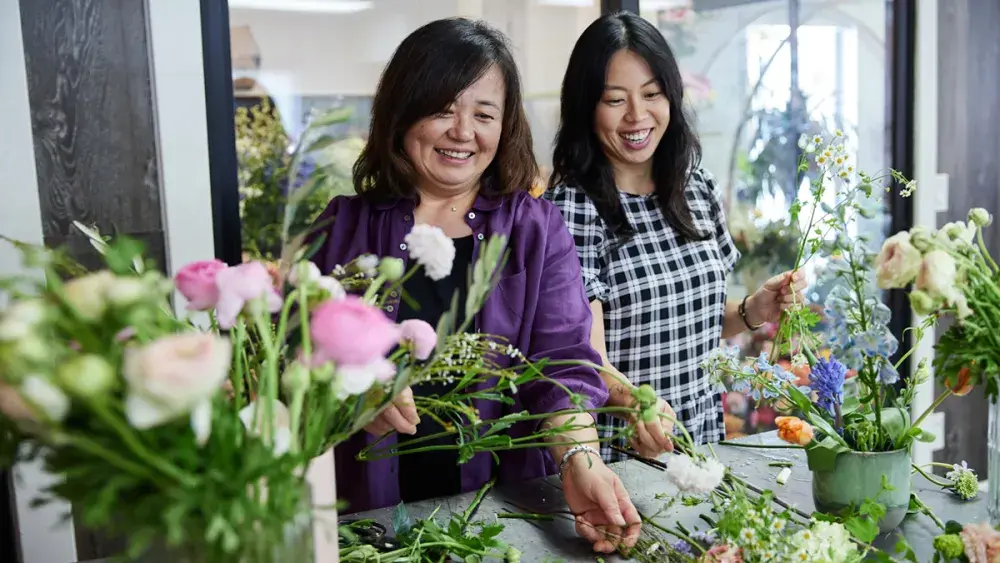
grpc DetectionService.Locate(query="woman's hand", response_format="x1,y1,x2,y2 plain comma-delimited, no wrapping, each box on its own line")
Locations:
364,386,420,436
749,270,808,324
561,452,641,553
630,397,675,458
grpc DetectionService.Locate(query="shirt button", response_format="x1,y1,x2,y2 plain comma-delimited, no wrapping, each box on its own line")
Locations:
386,305,394,312
390,291,399,298
403,215,411,222
468,212,476,220
399,243,407,251
477,233,485,241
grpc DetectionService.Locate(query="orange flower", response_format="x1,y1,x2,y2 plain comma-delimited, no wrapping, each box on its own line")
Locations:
776,416,815,446
945,365,975,397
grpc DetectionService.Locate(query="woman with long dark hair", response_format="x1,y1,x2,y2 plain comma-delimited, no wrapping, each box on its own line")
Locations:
309,18,640,553
545,12,805,461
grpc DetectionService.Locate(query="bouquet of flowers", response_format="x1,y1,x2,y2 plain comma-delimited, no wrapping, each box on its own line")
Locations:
872,205,1000,401
703,133,942,472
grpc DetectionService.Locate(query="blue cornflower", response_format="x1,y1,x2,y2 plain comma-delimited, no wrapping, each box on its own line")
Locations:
809,357,847,415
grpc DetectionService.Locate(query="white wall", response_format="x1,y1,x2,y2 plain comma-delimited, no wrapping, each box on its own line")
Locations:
228,0,599,97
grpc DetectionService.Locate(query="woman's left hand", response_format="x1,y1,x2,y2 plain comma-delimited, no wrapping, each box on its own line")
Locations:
748,270,808,324
561,453,641,553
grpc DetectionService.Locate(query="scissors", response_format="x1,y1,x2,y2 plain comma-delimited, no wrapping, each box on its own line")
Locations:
339,519,400,552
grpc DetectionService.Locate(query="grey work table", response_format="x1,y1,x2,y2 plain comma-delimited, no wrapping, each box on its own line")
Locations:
341,432,989,561
83,432,989,561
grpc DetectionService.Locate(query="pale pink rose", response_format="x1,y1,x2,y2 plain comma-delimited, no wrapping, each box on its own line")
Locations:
122,333,232,437
310,296,400,367
400,319,437,360
915,249,959,302
214,262,283,329
175,260,228,311
0,376,70,424
874,232,922,289
960,522,1000,563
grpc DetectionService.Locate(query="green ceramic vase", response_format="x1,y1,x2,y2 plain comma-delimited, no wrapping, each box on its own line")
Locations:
811,448,911,532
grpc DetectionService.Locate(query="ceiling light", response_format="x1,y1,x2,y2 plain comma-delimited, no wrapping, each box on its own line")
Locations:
228,0,374,14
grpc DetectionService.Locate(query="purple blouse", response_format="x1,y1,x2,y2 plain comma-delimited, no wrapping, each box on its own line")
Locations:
309,190,609,514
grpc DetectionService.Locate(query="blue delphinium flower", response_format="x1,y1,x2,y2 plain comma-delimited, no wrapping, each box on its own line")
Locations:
809,356,847,415
755,352,774,372
879,360,900,385
671,540,694,556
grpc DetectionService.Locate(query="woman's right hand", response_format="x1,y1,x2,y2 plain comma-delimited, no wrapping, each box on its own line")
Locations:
364,386,420,436
630,396,675,458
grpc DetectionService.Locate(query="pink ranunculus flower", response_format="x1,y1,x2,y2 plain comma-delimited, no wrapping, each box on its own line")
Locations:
175,259,228,311
214,262,283,329
400,319,437,360
874,232,922,289
122,333,232,444
310,296,401,367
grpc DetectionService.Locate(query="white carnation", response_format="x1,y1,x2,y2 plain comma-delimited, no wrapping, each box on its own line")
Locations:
405,224,455,281
289,261,321,287
666,454,726,495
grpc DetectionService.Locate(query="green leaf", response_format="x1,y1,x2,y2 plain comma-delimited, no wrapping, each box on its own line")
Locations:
805,436,850,472
844,515,879,543
304,135,337,153
944,520,964,535
307,107,353,128
873,407,911,445
393,502,413,536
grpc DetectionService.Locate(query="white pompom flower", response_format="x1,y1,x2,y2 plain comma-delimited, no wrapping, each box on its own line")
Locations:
405,224,455,281
665,454,726,495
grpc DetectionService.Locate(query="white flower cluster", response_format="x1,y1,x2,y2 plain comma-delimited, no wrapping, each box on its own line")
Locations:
789,520,859,562
701,345,741,389
405,224,455,281
665,454,726,495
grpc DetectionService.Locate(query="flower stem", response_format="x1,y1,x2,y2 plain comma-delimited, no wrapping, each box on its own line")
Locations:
911,388,952,431
911,463,952,488
497,512,555,521
718,440,804,450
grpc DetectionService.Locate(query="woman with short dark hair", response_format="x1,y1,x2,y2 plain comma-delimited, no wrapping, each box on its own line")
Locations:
310,18,639,553
546,12,805,462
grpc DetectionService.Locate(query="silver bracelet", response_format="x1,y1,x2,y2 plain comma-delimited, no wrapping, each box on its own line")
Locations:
558,445,599,474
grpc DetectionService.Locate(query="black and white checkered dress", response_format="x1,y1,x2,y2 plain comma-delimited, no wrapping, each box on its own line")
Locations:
545,168,740,462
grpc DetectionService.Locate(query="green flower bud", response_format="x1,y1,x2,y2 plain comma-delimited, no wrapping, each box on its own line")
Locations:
106,277,149,308
281,362,311,394
909,290,940,317
63,271,116,322
57,354,115,398
909,226,933,252
969,207,993,228
641,407,658,423
633,384,657,408
378,257,405,281
311,362,335,384
932,533,964,559
954,471,979,500
505,546,521,563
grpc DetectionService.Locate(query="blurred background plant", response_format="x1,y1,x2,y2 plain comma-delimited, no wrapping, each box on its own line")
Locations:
236,100,362,261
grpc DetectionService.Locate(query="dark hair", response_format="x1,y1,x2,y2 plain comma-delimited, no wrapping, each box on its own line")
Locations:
353,18,537,201
550,11,706,242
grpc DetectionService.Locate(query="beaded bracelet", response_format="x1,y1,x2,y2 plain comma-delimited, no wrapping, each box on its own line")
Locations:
558,445,599,475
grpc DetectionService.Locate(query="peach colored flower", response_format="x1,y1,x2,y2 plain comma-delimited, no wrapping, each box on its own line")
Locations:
946,365,976,397
776,416,814,446
960,522,1000,563
874,232,922,289
702,544,743,563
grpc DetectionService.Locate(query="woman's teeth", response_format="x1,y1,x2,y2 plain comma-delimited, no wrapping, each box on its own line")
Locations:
621,129,651,143
437,149,472,159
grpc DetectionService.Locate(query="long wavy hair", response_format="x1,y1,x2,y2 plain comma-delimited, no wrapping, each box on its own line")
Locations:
550,11,706,243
